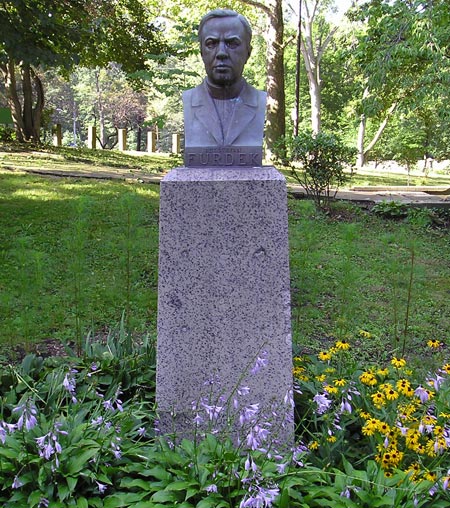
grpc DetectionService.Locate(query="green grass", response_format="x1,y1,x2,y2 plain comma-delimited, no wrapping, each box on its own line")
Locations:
0,146,449,366
0,170,161,351
0,143,183,174
280,165,450,188
289,199,450,368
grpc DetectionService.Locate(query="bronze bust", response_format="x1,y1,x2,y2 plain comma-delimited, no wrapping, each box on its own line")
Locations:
183,10,266,166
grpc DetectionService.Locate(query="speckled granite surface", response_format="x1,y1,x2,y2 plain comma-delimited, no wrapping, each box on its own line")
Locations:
156,166,293,442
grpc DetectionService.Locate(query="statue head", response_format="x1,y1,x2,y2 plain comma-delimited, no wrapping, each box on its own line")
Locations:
198,9,252,88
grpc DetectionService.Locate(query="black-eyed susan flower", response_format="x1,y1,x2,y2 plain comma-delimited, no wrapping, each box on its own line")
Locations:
335,340,350,351
359,371,377,386
324,384,338,395
362,418,380,436
385,388,399,401
334,378,346,387
427,339,440,349
396,379,411,395
377,421,391,434
309,440,319,450
391,357,407,368
371,391,386,408
318,351,332,361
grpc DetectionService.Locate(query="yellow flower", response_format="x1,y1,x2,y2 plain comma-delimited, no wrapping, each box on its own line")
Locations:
385,388,399,401
398,402,418,419
391,357,406,368
362,418,380,436
292,366,305,377
318,351,332,361
404,387,415,398
442,364,450,374
359,371,378,386
377,368,389,377
359,329,373,339
377,421,391,435
396,379,411,395
424,471,437,482
324,385,338,395
315,374,326,382
406,429,421,449
334,378,346,387
427,339,440,349
335,340,350,351
406,463,421,479
327,435,337,443
371,391,386,408
293,356,303,363
309,440,319,450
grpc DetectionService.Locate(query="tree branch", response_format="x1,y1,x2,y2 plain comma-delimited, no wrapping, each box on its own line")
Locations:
238,0,272,17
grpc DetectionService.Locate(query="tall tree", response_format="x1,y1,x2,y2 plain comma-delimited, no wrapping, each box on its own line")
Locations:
349,0,450,166
0,0,166,143
297,0,339,134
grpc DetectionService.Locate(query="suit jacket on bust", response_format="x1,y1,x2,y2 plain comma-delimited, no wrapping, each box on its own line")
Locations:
183,79,266,148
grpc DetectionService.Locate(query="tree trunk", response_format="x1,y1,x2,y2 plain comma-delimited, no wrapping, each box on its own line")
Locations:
299,0,338,136
239,0,286,157
0,60,25,142
360,101,398,164
31,67,44,141
356,113,366,167
0,59,44,142
309,70,321,134
264,0,286,156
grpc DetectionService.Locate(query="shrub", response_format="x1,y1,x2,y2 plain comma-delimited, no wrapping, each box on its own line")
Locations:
275,131,356,211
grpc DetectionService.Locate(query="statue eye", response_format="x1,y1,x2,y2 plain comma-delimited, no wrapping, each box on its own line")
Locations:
226,38,240,49
204,38,218,49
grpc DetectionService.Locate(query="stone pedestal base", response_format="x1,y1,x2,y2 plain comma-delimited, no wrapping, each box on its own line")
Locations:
156,166,293,445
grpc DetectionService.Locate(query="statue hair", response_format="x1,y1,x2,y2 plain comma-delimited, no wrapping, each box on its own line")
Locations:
198,9,252,47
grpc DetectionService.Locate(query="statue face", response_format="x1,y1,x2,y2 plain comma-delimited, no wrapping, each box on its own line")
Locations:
200,16,251,87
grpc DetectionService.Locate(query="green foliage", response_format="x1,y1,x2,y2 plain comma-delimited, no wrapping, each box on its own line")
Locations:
0,329,449,507
277,131,356,210
293,338,450,506
288,199,450,354
0,172,161,347
0,126,15,143
372,200,409,219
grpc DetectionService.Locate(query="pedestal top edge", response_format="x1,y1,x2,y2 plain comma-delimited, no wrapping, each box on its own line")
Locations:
162,166,286,183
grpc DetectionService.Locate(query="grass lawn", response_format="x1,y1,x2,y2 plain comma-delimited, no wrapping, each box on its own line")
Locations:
0,147,449,506
0,146,449,367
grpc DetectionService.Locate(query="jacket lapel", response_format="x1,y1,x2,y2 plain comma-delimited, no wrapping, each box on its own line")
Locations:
224,83,257,146
191,82,223,145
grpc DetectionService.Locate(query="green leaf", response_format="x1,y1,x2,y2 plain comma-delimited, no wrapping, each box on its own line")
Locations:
66,477,78,492
166,480,196,491
103,493,147,508
151,490,182,503
66,446,101,475
77,498,88,508
58,482,70,502
28,491,44,508
119,478,152,491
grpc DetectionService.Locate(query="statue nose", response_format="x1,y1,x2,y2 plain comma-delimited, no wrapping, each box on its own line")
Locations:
216,41,228,58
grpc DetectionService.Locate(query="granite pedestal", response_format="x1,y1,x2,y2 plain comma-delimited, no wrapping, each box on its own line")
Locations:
156,166,293,444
